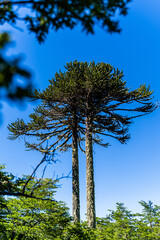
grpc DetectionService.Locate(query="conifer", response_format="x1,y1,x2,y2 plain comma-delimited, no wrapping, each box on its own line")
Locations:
8,61,156,227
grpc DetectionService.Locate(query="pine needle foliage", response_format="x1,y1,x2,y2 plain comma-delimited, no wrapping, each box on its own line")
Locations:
8,61,86,153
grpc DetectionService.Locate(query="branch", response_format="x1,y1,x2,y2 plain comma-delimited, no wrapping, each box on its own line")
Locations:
0,191,56,201
0,0,60,5
54,171,71,188
22,153,48,193
0,155,71,201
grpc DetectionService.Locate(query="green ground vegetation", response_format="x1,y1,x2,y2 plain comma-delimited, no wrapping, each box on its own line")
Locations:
1,166,160,240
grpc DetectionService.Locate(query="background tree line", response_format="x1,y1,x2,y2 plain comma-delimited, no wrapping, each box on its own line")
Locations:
1,166,160,240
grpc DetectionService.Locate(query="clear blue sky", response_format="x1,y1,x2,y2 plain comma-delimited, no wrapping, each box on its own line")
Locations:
1,0,160,220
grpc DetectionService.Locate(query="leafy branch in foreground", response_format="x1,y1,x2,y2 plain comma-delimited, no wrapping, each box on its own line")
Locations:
0,32,32,101
0,0,133,107
0,0,132,43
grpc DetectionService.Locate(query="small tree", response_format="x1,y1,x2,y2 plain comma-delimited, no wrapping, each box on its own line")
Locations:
96,203,136,239
1,175,71,240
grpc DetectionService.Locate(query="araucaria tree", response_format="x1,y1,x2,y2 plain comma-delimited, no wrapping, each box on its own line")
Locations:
8,62,86,223
78,61,156,228
8,61,156,228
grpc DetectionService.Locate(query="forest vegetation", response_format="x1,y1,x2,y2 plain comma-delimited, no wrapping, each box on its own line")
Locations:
1,165,160,239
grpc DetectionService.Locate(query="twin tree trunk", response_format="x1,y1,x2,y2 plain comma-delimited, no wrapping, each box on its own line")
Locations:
72,115,80,222
85,115,96,228
71,107,96,227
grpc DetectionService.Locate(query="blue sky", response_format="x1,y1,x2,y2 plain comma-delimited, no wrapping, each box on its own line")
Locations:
1,0,160,220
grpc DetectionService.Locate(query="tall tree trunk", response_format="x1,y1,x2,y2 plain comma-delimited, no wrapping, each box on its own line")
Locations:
85,116,96,228
72,116,80,223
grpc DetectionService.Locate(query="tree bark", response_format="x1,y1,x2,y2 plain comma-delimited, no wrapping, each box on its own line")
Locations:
72,116,80,223
85,116,96,228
